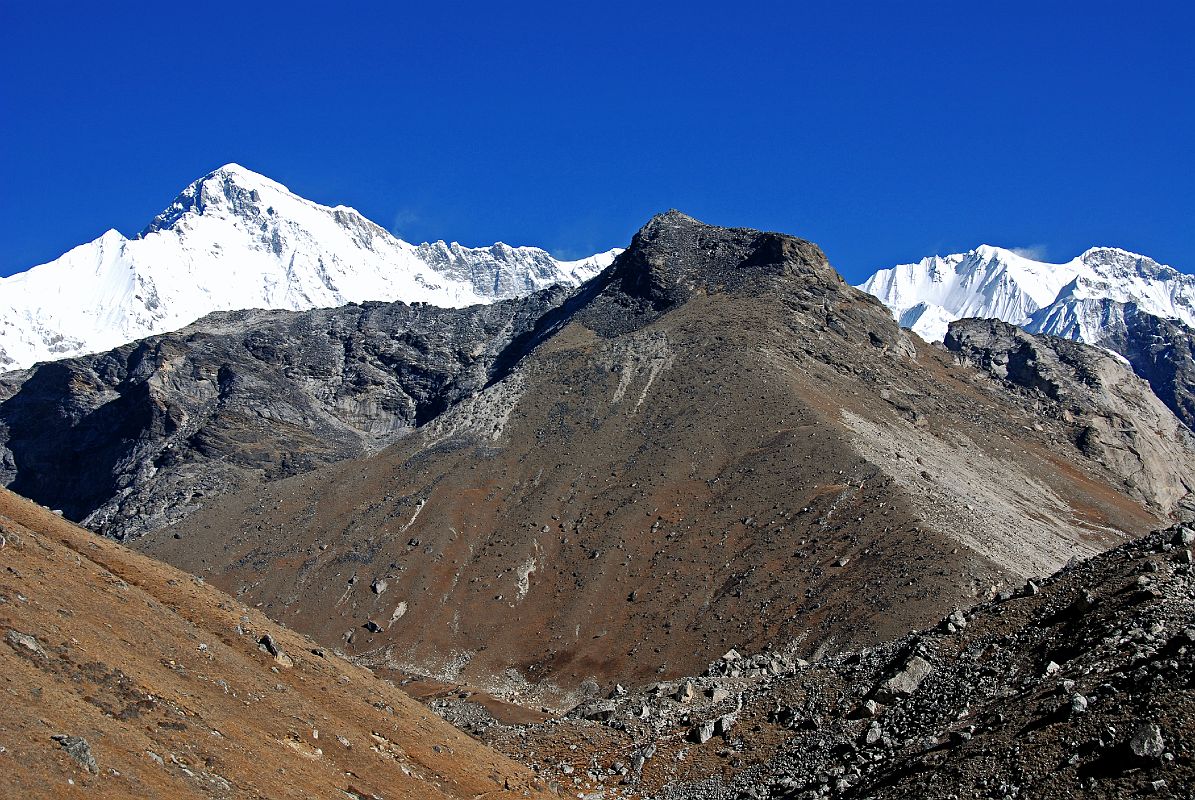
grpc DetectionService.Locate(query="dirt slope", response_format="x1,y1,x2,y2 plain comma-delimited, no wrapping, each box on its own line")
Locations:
0,488,551,799
141,212,1189,704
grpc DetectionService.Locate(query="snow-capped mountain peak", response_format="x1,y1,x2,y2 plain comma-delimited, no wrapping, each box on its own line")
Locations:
0,165,620,371
856,244,1084,342
858,244,1193,345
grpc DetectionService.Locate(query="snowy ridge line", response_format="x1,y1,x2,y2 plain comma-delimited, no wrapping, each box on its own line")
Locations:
0,163,620,371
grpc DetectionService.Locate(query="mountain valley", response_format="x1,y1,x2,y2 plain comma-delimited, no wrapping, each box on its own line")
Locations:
2,204,1193,798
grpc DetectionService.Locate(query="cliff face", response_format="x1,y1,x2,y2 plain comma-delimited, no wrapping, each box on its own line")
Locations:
944,317,1195,518
0,287,568,539
1094,302,1195,432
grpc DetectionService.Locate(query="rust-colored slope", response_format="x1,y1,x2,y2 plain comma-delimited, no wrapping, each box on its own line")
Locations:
0,488,551,799
140,213,1178,706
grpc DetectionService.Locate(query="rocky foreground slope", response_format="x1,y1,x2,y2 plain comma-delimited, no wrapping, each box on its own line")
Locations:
477,523,1195,799
133,212,1195,702
0,488,549,799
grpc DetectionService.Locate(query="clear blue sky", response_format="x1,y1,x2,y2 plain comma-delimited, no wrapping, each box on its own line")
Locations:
1,1,1191,282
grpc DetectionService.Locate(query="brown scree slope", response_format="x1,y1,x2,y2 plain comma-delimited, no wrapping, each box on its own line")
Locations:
0,488,552,799
140,212,1193,704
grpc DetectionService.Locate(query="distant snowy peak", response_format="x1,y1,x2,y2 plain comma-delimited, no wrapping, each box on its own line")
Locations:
0,164,619,371
858,245,1194,344
411,240,617,298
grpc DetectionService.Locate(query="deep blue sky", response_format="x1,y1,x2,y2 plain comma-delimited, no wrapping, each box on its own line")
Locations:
1,2,1191,282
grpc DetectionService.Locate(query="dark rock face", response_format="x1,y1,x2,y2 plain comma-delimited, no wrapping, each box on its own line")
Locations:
1095,303,1195,432
0,288,568,539
944,317,1195,518
575,210,844,337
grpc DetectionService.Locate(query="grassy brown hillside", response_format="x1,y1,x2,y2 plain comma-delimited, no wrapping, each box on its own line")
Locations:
0,488,552,799
139,213,1191,705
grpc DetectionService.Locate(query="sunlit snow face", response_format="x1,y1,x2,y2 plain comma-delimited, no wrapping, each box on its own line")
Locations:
0,165,617,372
858,244,1191,344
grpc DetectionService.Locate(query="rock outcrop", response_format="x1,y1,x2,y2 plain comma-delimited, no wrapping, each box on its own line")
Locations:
944,317,1195,518
1095,302,1195,431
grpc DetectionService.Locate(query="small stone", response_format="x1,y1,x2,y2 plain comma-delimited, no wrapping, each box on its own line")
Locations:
689,720,716,744
863,723,883,746
371,578,388,595
51,735,98,774
1129,723,1165,759
1173,527,1195,547
257,634,293,667
875,655,933,702
1070,694,1088,714
708,688,731,703
5,629,46,657
579,700,617,722
675,680,696,703
722,648,742,662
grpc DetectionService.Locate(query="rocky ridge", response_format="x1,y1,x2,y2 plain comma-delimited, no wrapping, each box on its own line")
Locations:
942,317,1195,517
1090,302,1195,431
858,245,1195,431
